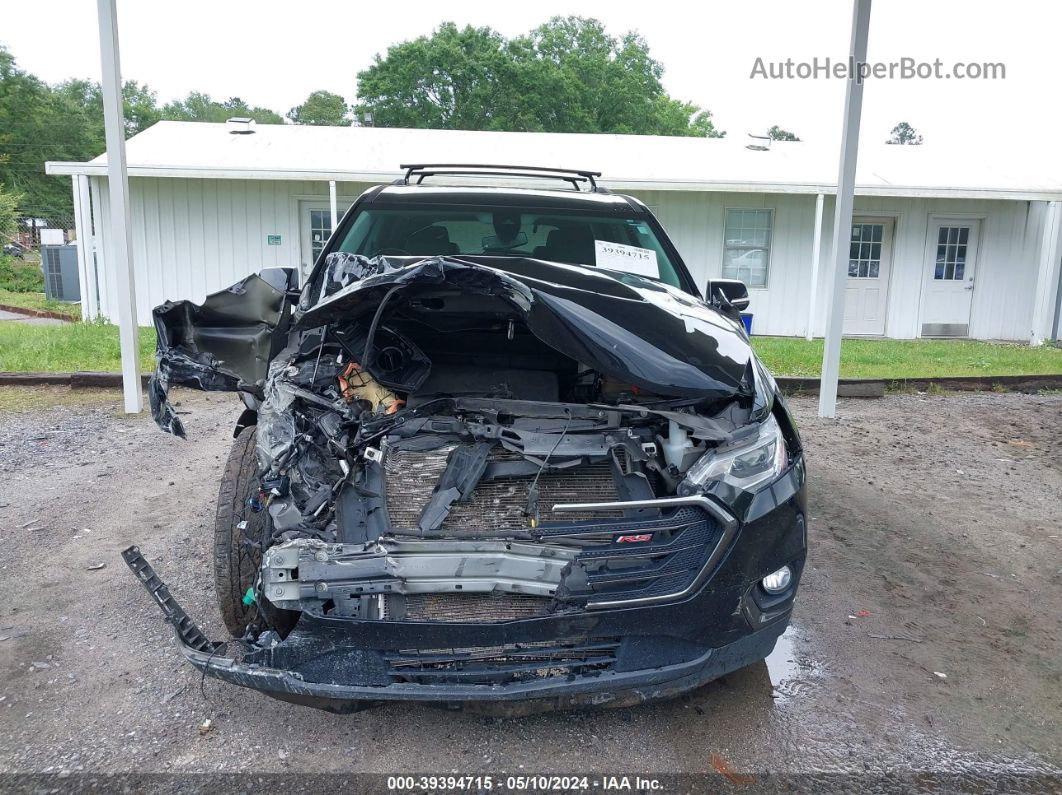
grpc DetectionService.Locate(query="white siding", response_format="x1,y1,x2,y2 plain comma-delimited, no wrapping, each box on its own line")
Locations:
626,190,817,337
87,177,1051,340
89,176,372,324
631,190,1044,340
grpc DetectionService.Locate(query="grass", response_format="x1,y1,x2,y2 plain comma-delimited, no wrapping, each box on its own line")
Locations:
0,322,155,373
0,288,81,320
0,254,45,292
0,254,82,320
0,319,1058,379
750,337,1062,379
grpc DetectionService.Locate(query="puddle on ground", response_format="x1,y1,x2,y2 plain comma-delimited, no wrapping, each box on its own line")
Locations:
764,626,821,703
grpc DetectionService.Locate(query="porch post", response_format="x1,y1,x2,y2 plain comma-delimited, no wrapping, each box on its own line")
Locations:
71,174,94,321
806,192,825,340
329,180,338,230
819,0,871,418
1030,200,1062,346
97,0,142,413
80,175,101,320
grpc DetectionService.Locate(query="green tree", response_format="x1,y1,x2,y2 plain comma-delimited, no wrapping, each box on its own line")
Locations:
886,121,923,145
0,182,22,241
288,90,351,126
161,92,282,124
1,44,286,217
356,23,512,130
53,78,161,139
0,46,103,218
767,125,800,141
355,18,723,137
2,44,168,217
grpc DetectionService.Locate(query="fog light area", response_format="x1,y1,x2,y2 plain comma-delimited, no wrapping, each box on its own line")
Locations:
762,565,792,594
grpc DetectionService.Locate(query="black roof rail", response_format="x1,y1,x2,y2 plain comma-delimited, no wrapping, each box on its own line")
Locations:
397,163,606,192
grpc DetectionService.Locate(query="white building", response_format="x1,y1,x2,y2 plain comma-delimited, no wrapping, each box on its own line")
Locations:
46,121,1062,343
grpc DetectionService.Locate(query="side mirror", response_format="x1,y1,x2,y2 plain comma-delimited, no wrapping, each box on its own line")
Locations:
706,278,750,313
258,266,300,294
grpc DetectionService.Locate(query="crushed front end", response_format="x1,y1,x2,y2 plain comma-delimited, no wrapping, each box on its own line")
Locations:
132,254,806,712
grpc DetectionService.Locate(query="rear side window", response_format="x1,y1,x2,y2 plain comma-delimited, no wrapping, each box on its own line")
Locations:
335,206,683,287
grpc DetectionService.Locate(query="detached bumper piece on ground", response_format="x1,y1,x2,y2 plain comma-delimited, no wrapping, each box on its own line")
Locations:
127,174,807,712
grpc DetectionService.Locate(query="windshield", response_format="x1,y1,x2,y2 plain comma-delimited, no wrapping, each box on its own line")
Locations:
333,206,683,287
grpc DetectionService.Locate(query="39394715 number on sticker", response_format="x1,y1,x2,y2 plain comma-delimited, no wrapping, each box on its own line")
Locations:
594,240,658,278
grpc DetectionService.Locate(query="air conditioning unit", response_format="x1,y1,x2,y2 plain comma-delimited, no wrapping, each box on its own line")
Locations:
41,243,81,302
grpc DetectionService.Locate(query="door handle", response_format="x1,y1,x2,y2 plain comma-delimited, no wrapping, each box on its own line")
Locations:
963,281,975,291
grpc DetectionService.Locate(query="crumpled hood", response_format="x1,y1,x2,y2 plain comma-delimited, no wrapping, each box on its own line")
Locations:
300,254,755,400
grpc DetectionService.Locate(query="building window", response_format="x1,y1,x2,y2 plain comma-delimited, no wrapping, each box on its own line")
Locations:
934,225,970,280
722,208,773,287
309,209,335,262
849,222,884,278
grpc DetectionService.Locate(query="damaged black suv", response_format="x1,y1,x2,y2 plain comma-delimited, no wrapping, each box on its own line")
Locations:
127,165,806,713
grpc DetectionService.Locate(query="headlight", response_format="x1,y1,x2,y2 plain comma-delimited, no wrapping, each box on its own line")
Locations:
681,413,786,492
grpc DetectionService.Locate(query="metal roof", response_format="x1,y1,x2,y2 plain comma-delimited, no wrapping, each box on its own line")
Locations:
45,121,1062,201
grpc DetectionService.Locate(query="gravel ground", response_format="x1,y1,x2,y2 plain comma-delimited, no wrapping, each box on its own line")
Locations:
0,386,1059,787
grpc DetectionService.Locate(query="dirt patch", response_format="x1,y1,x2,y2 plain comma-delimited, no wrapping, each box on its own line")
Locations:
793,392,1062,760
0,386,119,414
0,386,1058,780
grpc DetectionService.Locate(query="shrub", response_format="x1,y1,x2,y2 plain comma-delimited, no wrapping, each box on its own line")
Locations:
0,255,44,292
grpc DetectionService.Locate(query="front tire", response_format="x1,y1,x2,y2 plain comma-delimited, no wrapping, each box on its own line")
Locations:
214,426,296,638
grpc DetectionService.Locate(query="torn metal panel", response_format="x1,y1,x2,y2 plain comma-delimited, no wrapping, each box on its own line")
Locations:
149,270,296,437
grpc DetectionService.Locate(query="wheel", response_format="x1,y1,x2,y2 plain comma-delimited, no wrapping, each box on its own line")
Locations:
214,426,297,639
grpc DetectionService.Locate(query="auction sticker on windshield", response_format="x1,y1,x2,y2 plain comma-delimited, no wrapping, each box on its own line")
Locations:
594,240,658,277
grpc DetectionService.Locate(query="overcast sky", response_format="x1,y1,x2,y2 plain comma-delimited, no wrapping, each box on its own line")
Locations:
2,0,1055,149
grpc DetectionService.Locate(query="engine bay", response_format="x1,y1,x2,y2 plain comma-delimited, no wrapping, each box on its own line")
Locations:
147,254,787,627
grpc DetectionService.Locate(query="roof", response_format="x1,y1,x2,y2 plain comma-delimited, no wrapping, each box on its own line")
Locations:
45,121,1062,201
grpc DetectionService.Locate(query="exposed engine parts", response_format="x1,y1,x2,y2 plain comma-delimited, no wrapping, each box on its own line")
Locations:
148,255,783,622
251,329,726,542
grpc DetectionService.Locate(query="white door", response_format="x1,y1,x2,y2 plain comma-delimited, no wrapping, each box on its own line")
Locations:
299,203,348,273
843,218,894,335
921,219,979,337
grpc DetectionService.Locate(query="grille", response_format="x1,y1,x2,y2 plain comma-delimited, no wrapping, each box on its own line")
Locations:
385,637,621,685
383,444,621,531
384,591,551,623
537,507,722,603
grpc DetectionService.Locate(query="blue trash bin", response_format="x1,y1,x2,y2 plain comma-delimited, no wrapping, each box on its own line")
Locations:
741,313,754,335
